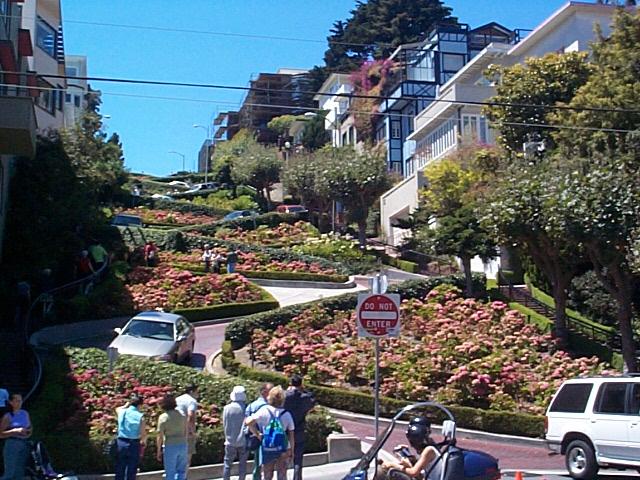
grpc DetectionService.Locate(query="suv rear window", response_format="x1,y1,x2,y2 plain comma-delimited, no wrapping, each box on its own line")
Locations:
549,383,593,413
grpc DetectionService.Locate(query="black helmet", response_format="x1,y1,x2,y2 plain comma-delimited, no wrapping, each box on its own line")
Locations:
406,424,429,445
409,416,431,428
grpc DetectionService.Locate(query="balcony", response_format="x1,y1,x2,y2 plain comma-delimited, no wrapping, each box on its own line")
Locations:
0,95,37,157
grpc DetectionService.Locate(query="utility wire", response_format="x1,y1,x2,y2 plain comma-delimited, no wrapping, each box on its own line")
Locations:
5,82,636,135
8,71,640,115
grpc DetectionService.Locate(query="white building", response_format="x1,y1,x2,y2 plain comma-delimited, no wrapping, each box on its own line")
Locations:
63,55,88,128
380,1,619,275
21,0,66,132
313,73,357,147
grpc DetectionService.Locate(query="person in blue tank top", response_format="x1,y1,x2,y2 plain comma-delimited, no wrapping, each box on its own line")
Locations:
115,393,148,480
0,393,32,480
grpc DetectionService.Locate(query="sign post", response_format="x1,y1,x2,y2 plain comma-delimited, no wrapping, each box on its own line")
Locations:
357,290,400,436
106,346,119,373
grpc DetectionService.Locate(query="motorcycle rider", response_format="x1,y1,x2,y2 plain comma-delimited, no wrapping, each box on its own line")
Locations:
378,417,441,480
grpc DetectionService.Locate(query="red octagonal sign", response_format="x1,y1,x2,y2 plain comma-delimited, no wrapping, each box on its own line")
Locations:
356,293,401,338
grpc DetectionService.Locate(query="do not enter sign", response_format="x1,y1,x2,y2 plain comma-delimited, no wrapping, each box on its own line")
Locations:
356,293,401,338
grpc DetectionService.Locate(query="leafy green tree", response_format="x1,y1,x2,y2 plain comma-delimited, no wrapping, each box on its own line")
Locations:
267,115,304,136
324,145,391,247
484,52,593,154
323,0,455,73
211,129,256,187
552,8,640,155
301,112,330,151
61,88,128,203
409,158,496,296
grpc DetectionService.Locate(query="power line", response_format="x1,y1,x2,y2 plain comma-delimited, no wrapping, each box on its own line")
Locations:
8,70,640,116
4,82,636,135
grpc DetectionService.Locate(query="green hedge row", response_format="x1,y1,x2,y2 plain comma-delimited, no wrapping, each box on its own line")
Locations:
173,296,280,322
225,274,486,349
28,348,340,473
183,212,301,236
220,342,544,438
383,255,419,273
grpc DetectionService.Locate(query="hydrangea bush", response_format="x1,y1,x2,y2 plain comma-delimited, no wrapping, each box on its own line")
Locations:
250,285,610,414
120,207,220,225
214,221,318,246
126,265,263,310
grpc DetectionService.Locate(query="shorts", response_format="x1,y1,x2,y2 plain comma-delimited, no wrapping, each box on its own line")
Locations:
188,433,197,455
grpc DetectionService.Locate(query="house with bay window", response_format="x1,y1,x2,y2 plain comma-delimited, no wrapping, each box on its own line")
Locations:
380,1,619,266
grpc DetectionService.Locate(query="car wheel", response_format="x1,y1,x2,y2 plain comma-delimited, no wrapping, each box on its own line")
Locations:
565,439,598,480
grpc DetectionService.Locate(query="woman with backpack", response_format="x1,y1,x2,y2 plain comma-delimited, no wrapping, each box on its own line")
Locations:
245,386,295,480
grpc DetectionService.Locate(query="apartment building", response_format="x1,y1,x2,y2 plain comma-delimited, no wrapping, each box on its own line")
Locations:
380,1,619,270
313,73,357,148
63,54,87,128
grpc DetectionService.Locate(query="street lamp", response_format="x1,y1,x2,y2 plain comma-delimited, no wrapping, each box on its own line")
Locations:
193,124,210,182
168,150,186,173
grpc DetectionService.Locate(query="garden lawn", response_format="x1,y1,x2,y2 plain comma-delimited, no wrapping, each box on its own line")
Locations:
249,285,611,415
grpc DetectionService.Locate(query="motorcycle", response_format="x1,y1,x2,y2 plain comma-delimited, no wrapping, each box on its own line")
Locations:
342,401,500,480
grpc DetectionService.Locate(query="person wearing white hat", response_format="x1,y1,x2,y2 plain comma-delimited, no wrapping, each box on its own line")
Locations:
222,385,249,480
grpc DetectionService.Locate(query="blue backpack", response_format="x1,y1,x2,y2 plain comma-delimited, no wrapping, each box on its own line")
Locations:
261,409,288,457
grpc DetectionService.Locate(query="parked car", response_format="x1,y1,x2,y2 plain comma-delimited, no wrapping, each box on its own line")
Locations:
546,376,640,479
108,311,195,363
185,182,219,193
276,204,309,217
111,214,143,227
223,209,258,221
151,193,175,201
168,180,192,190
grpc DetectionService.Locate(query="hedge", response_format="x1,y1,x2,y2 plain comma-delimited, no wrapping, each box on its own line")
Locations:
27,348,340,473
383,256,419,274
173,295,280,322
225,274,487,349
184,212,301,236
220,342,544,438
240,270,350,284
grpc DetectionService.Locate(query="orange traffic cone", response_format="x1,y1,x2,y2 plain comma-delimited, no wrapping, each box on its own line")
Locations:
514,471,524,480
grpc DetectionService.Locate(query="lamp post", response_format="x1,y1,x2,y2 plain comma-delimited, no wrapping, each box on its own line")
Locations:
193,124,210,182
168,150,186,173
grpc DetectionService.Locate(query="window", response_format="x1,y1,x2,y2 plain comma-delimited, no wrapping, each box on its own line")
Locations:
442,53,465,72
595,383,628,414
36,18,56,58
462,115,490,144
74,95,81,108
65,93,71,103
391,121,401,139
57,85,63,111
65,66,78,77
549,383,593,413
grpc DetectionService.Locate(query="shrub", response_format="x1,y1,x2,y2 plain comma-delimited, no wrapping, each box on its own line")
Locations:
568,271,617,326
241,270,349,283
174,295,280,322
225,275,486,349
188,212,301,236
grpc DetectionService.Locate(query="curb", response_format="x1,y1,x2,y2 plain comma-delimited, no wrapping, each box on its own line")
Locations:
329,408,547,448
250,276,357,289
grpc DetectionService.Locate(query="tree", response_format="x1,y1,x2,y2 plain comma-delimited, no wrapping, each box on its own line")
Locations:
211,129,256,187
409,157,497,296
323,0,456,73
323,145,391,247
484,52,593,154
61,87,128,203
228,136,282,210
301,112,330,151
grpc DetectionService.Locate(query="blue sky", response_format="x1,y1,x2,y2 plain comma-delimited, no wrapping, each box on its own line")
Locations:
60,0,570,176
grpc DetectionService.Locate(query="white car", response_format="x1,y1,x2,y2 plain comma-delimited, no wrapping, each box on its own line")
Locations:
546,376,640,479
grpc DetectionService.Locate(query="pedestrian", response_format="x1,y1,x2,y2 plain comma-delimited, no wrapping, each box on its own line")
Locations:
245,386,295,480
283,374,316,480
0,380,8,417
245,383,273,480
0,393,32,480
89,239,109,273
115,393,147,480
201,245,213,273
212,251,224,274
156,394,188,480
175,384,199,469
222,386,249,480
75,250,95,279
144,241,159,267
226,249,239,274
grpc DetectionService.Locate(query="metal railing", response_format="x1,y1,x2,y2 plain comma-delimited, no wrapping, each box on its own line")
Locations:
23,260,110,403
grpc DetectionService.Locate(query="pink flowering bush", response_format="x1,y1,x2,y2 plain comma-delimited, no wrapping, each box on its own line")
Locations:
214,221,318,246
250,285,610,414
120,207,220,225
159,249,337,275
126,265,263,310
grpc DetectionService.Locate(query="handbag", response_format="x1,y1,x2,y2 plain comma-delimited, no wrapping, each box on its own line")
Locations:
104,408,127,459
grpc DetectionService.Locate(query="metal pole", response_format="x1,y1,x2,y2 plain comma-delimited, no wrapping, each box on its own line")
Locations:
375,337,380,436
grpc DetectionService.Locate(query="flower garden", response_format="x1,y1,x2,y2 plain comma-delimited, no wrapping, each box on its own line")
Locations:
120,207,220,225
249,285,609,415
213,221,319,246
126,265,264,311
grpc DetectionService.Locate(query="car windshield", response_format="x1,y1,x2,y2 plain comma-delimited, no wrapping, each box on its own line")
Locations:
122,320,174,340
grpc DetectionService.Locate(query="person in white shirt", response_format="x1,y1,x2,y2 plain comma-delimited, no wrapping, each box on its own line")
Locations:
245,386,295,480
175,384,199,468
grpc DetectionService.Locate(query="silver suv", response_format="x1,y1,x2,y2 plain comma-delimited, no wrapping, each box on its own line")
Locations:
546,376,640,479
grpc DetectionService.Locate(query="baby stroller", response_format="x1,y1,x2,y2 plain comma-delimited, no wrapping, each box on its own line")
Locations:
342,401,500,480
25,440,77,480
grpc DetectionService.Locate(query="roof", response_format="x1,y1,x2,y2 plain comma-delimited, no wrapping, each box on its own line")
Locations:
134,311,185,323
508,1,619,57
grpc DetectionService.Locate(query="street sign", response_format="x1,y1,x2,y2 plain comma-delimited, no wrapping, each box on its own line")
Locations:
357,293,401,338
